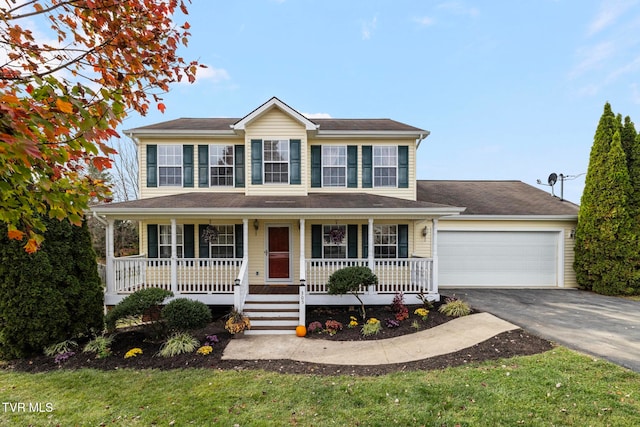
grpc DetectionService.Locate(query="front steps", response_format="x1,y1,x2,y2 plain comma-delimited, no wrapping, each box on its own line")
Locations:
243,293,300,335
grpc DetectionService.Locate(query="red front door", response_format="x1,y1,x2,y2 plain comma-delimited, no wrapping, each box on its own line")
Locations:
268,226,290,280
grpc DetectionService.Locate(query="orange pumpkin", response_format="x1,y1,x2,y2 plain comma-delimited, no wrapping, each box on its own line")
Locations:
295,325,307,337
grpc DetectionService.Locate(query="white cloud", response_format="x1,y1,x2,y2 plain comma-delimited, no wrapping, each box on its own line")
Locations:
302,112,332,119
631,83,640,103
436,1,479,17
361,16,377,40
176,65,230,85
413,16,435,27
568,41,616,79
587,0,637,36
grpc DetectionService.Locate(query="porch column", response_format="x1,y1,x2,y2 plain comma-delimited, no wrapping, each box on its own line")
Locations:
299,219,306,282
106,219,115,295
170,218,178,295
367,218,375,295
431,218,439,295
242,218,249,260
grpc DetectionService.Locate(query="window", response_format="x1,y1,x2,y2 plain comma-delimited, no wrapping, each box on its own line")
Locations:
374,225,397,258
323,225,347,258
209,144,234,186
158,145,182,186
209,225,235,258
322,146,347,187
263,140,289,184
373,146,397,187
158,224,184,258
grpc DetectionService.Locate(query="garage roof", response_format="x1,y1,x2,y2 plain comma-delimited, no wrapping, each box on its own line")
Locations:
417,180,579,216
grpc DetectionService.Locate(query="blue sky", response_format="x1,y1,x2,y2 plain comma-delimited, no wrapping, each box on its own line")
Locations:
120,0,640,204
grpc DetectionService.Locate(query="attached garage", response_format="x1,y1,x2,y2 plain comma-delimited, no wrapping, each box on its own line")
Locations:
438,230,562,287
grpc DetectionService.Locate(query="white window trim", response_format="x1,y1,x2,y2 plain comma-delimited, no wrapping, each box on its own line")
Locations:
373,224,397,259
208,224,236,258
158,145,183,187
321,145,347,188
209,144,234,187
373,145,398,188
159,224,184,258
263,139,290,185
322,224,347,259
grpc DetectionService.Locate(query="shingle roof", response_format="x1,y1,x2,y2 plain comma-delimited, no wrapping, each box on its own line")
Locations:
126,118,425,133
93,192,458,213
416,180,579,216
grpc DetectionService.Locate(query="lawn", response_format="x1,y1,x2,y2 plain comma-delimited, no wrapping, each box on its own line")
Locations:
1,347,639,426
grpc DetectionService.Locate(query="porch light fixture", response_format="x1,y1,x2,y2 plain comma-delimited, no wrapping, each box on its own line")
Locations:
253,219,259,233
422,226,428,238
570,228,576,239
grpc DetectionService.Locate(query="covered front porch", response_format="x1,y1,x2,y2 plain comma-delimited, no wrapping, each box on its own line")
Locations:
102,217,442,325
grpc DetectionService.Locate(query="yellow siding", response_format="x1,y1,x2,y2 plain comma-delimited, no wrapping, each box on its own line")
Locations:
306,139,417,200
245,108,308,196
438,218,578,288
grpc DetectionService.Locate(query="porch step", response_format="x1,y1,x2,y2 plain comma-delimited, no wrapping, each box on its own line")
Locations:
243,293,300,336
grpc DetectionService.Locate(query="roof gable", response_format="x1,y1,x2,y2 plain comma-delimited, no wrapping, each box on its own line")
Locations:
232,97,318,132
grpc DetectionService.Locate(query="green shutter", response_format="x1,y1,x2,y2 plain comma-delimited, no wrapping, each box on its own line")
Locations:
234,224,244,258
347,224,358,258
310,145,321,188
234,145,245,188
198,225,210,258
347,145,358,188
290,139,301,185
398,224,409,258
362,145,372,188
362,224,368,258
183,224,195,258
198,145,209,187
147,224,158,258
183,145,194,188
398,146,409,188
311,225,322,258
146,145,157,188
251,139,262,185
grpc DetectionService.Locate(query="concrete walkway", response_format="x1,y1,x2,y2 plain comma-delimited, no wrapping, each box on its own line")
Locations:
450,288,640,372
222,312,518,365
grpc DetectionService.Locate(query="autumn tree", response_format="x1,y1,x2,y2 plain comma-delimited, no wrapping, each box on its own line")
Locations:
0,0,200,252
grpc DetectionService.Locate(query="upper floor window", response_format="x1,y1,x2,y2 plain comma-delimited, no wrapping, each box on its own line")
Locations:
322,146,347,187
158,145,182,186
209,144,234,187
159,224,184,258
373,146,397,187
323,225,347,258
264,140,289,184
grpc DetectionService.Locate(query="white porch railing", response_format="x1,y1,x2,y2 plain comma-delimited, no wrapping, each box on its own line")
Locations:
112,256,241,294
305,258,434,294
234,258,249,311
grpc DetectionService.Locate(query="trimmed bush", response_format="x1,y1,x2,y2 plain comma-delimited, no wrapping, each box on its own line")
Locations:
105,288,173,331
159,332,199,357
161,298,211,331
327,266,378,319
0,218,104,359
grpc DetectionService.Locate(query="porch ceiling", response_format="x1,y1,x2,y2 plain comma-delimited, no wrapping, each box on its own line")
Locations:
91,192,465,219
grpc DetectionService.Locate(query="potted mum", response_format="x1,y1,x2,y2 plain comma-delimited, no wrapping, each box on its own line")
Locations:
225,308,251,335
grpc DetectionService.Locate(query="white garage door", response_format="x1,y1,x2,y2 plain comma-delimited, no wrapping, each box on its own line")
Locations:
438,231,559,287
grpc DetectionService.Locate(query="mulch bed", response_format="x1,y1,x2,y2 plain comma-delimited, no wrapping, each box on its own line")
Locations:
2,300,554,376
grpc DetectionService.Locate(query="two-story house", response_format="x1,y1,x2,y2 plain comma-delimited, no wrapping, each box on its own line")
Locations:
92,97,579,334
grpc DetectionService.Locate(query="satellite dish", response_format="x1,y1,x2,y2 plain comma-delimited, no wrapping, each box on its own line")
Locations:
547,173,558,186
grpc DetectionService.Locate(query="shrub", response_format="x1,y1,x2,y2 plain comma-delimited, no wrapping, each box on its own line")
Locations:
391,292,409,321
438,297,472,317
361,318,381,336
307,321,323,334
161,298,211,331
159,332,199,357
83,335,114,359
224,309,251,334
327,266,378,319
324,319,343,336
105,288,173,331
43,339,78,357
0,218,104,359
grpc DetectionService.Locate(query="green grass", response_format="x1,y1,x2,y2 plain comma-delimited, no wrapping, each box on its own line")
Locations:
1,347,639,426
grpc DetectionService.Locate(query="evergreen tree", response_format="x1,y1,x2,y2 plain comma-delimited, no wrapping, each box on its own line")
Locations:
0,218,103,359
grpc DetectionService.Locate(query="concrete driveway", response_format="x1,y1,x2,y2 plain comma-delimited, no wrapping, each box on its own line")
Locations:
448,288,640,372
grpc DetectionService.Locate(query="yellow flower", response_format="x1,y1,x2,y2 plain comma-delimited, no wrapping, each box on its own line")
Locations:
124,348,143,359
414,308,429,320
367,318,380,324
348,320,358,328
196,345,213,355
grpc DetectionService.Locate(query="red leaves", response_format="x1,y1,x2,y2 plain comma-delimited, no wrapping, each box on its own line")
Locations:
157,102,166,113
